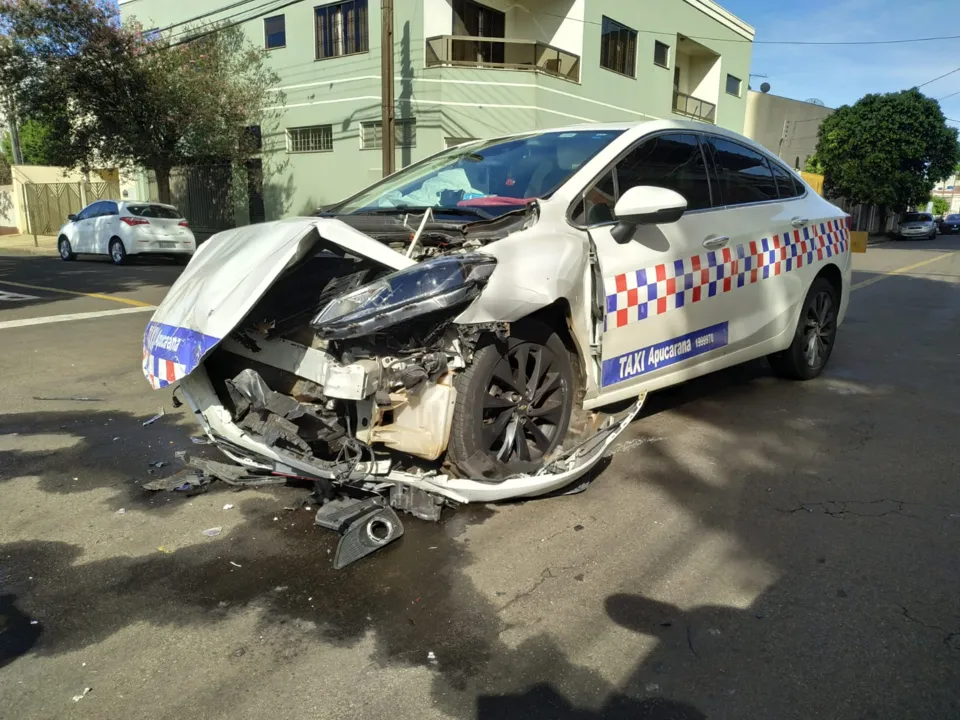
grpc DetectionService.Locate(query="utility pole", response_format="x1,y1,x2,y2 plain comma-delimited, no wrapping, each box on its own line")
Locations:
380,0,395,177
5,98,23,165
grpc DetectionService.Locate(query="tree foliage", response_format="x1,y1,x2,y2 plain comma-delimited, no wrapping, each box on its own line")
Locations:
0,151,9,184
930,196,949,216
0,0,283,202
2,118,65,166
813,88,960,210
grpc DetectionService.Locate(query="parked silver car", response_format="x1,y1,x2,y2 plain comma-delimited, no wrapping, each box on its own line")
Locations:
896,212,937,241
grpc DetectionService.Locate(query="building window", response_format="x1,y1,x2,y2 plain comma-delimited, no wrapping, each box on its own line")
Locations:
315,0,369,60
653,40,670,68
361,119,416,149
287,125,334,153
264,15,285,49
600,16,637,78
726,74,742,97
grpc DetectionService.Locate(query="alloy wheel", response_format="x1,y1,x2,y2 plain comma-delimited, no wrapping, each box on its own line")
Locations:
59,240,70,259
481,343,567,463
111,242,124,263
803,291,836,368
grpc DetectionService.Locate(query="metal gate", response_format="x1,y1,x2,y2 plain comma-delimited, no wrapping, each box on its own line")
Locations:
23,180,120,235
147,164,236,233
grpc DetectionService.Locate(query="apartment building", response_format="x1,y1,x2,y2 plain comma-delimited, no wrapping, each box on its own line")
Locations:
119,0,755,223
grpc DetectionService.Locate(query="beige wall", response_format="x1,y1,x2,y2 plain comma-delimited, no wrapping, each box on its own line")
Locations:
744,91,833,170
0,186,16,232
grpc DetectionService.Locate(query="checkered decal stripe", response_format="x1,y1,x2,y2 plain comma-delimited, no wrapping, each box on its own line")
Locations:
142,348,187,390
605,219,849,330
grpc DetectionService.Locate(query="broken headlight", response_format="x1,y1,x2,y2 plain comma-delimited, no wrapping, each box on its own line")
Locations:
311,253,497,339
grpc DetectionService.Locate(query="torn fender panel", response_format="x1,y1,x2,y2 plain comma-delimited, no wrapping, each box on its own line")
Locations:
142,217,414,388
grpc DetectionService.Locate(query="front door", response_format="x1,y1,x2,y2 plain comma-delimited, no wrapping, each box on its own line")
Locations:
577,133,756,397
92,200,119,254
72,202,100,252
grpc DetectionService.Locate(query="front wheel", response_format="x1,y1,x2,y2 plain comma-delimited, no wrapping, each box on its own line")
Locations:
768,277,839,380
58,237,76,261
109,238,127,265
447,323,575,480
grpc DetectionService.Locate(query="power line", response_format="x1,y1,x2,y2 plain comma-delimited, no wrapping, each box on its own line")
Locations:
148,0,264,35
164,0,305,48
917,65,960,89
940,89,960,101
530,8,960,45
163,0,292,43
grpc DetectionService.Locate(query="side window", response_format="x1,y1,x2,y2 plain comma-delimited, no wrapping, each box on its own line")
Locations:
707,138,778,205
572,168,617,226
85,202,105,218
100,201,119,216
769,160,803,199
616,133,713,211
74,205,93,221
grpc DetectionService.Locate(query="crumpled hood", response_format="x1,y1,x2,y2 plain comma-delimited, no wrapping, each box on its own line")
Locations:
142,217,413,389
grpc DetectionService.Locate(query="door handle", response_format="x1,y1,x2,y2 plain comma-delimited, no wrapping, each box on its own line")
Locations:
791,216,809,227
702,235,729,250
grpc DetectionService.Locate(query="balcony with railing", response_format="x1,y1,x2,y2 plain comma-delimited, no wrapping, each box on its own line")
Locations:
672,90,717,124
425,35,581,83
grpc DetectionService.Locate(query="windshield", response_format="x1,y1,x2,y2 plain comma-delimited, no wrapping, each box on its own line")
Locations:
946,214,960,222
901,213,932,223
334,129,625,218
127,204,182,219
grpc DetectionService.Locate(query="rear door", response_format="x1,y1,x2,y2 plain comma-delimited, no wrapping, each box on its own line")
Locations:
92,201,120,254
705,136,845,349
576,132,741,396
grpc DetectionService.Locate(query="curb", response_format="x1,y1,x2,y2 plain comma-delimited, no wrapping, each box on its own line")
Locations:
0,247,61,257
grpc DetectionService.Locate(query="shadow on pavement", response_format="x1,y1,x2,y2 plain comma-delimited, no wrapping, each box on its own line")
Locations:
1,269,959,718
0,254,183,310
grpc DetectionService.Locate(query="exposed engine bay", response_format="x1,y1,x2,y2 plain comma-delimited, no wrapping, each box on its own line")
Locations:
149,211,642,567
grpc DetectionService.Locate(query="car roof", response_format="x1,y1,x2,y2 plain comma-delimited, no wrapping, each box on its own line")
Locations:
483,119,784,160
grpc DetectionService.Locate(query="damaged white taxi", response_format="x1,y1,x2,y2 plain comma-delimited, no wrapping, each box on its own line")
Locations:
143,120,851,564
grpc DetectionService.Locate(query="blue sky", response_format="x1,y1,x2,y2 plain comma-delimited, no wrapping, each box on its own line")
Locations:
721,0,960,128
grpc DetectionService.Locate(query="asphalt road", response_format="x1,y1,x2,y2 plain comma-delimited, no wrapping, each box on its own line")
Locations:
0,241,958,720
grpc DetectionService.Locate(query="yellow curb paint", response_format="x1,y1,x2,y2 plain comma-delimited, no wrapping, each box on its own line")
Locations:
0,278,154,307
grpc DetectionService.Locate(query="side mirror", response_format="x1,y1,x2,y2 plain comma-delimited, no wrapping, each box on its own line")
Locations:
67,214,77,222
611,186,688,243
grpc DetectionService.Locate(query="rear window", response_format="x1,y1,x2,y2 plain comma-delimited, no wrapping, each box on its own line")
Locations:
901,213,932,223
127,204,182,219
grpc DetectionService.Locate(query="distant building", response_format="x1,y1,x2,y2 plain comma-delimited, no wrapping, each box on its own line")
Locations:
119,0,756,224
743,90,833,171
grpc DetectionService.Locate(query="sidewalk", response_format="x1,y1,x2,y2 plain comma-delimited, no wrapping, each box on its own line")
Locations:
0,233,60,257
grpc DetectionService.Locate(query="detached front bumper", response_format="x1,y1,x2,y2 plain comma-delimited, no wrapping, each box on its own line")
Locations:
178,364,644,504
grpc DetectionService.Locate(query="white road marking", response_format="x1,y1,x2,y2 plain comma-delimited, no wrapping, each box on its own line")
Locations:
0,305,155,330
0,290,42,301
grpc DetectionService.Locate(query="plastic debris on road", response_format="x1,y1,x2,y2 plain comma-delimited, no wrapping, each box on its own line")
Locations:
72,688,92,702
223,504,234,510
142,407,165,426
190,435,211,445
157,546,174,554
202,527,223,537
115,508,126,515
427,651,438,665
229,561,242,568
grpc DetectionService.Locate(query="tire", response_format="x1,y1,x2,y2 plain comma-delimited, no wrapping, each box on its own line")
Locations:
768,277,839,380
58,236,76,261
109,238,127,265
447,322,575,481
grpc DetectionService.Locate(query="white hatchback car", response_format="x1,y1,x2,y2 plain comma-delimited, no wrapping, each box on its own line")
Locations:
143,120,852,510
57,200,196,265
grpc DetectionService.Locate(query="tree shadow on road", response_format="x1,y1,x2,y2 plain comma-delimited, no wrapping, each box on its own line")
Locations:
0,271,959,718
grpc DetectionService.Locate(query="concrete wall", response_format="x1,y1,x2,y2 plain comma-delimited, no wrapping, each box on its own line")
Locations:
744,90,834,170
120,0,754,220
0,186,16,233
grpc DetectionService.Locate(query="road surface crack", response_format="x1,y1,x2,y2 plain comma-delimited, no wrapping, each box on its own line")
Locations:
776,498,940,519
899,606,960,649
499,566,577,613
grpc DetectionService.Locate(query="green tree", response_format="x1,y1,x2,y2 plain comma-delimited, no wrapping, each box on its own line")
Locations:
812,88,960,210
804,154,825,174
0,151,10,184
0,0,283,203
931,196,949,216
1,118,64,166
